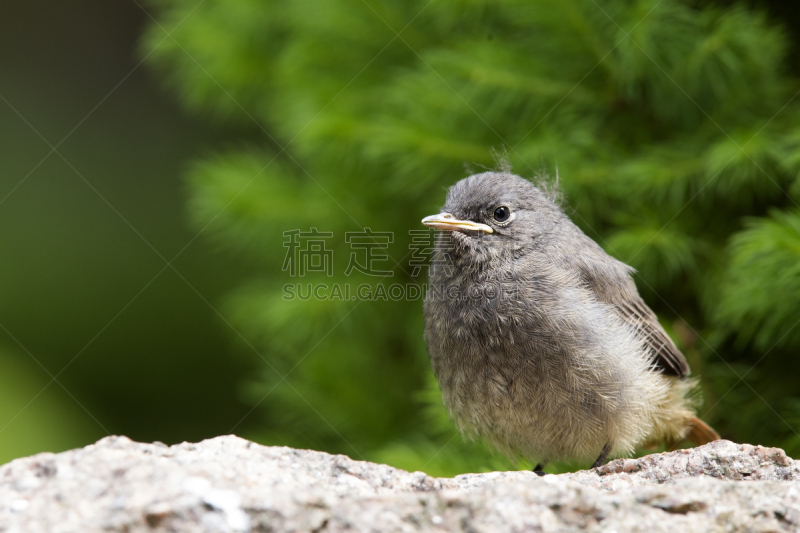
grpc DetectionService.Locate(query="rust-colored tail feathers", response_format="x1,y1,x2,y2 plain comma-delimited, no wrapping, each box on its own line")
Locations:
685,416,720,446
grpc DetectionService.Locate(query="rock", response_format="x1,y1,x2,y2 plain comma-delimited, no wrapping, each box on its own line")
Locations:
0,436,797,532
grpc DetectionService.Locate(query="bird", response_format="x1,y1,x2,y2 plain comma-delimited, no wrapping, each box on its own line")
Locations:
421,170,719,474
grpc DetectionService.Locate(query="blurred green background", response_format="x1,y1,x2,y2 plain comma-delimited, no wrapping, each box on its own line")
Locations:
3,0,800,475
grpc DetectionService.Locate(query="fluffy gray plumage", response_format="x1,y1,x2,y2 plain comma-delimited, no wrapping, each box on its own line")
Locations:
422,171,702,469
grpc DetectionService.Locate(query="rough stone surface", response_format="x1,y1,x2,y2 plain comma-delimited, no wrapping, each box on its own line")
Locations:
0,436,798,532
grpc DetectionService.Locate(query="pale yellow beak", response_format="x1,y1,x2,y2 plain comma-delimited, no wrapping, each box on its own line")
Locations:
421,213,494,234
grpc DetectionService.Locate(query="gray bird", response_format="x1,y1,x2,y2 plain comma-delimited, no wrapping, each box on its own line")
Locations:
422,171,718,473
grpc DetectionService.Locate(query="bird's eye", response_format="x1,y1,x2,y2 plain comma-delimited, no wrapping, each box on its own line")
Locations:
493,206,511,223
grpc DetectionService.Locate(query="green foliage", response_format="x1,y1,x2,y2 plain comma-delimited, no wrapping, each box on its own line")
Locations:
144,0,800,471
0,347,98,464
716,210,800,350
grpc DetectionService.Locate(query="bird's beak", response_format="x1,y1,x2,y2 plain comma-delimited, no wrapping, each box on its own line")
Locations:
421,213,494,234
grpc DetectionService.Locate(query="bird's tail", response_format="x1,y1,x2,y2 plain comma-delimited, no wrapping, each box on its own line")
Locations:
684,416,720,446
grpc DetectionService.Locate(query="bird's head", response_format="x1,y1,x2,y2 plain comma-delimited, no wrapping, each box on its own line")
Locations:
422,171,560,269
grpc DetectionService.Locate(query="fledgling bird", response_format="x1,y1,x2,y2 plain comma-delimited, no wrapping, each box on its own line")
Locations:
422,171,718,473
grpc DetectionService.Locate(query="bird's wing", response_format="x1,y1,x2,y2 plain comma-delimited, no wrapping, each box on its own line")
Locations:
560,238,690,378
609,292,690,377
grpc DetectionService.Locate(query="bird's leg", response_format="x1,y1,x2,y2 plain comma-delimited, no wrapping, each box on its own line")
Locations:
592,443,611,469
532,463,547,476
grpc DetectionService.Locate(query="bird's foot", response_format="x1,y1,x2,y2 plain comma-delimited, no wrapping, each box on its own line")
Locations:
591,443,612,469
